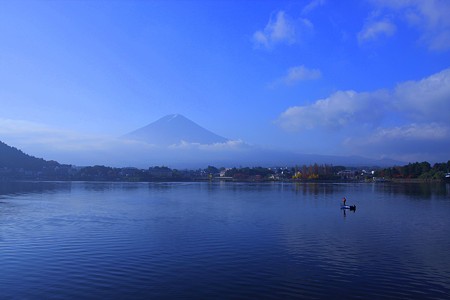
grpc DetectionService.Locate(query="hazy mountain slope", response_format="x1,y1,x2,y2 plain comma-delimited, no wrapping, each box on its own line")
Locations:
0,140,59,170
117,114,404,168
0,114,403,169
123,114,228,145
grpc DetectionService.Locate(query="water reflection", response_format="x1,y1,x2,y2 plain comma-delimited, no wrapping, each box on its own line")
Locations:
0,181,449,299
375,182,450,199
293,182,340,195
342,206,356,218
0,181,71,198
79,181,150,192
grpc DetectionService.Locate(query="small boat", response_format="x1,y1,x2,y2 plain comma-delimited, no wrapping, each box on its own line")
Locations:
341,205,356,210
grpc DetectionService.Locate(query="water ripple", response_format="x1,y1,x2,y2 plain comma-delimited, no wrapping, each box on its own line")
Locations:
1,182,449,299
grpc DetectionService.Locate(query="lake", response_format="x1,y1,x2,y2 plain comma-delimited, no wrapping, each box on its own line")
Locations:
0,181,449,299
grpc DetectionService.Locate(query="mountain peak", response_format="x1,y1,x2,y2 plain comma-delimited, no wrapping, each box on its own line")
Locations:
162,114,182,121
123,114,228,146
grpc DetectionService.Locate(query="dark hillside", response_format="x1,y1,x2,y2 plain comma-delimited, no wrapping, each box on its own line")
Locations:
0,140,59,170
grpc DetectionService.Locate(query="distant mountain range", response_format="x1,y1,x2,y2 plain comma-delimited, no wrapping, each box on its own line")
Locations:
119,114,403,168
123,114,228,145
0,114,405,169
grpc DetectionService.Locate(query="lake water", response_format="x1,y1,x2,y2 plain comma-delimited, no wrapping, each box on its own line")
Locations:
1,181,449,299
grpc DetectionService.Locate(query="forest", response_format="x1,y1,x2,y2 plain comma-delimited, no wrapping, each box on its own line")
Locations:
2,139,449,182
375,161,450,180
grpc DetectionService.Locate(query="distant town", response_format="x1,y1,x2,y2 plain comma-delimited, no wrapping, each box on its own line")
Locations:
0,164,373,182
1,140,449,182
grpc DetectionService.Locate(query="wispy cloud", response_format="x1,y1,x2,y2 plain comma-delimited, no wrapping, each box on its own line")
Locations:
168,139,248,151
365,0,450,51
0,118,119,152
270,65,321,88
302,0,326,15
0,119,58,135
0,119,83,148
252,11,313,49
343,123,450,162
358,19,396,43
0,118,254,167
366,123,449,142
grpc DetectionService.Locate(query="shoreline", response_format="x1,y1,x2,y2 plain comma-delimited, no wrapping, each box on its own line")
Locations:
2,178,448,184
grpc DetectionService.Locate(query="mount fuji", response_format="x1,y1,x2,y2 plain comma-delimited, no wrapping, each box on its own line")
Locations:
123,114,228,146
117,114,402,168
1,114,403,168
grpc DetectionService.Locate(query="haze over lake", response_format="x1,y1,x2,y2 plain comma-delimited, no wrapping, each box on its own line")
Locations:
1,181,449,299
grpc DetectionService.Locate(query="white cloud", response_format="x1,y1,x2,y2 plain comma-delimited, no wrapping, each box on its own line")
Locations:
302,0,326,15
0,118,250,153
277,67,450,131
367,0,450,51
0,118,254,167
0,119,57,135
0,119,78,147
358,19,397,43
0,118,118,151
344,123,450,162
168,139,248,151
270,65,321,87
277,89,388,131
277,67,450,162
393,67,450,122
368,123,449,142
252,11,313,49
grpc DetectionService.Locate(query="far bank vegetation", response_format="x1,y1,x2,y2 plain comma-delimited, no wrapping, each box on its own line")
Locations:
375,161,450,181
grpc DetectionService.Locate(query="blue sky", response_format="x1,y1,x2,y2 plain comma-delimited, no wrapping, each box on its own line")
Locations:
1,0,449,166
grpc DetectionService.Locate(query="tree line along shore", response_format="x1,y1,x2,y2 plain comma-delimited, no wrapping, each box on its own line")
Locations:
1,163,449,183
1,140,449,182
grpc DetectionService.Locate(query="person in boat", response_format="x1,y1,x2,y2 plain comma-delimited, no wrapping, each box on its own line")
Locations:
342,197,347,206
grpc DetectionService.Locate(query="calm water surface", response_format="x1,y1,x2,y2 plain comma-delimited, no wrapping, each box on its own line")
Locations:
0,181,449,299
